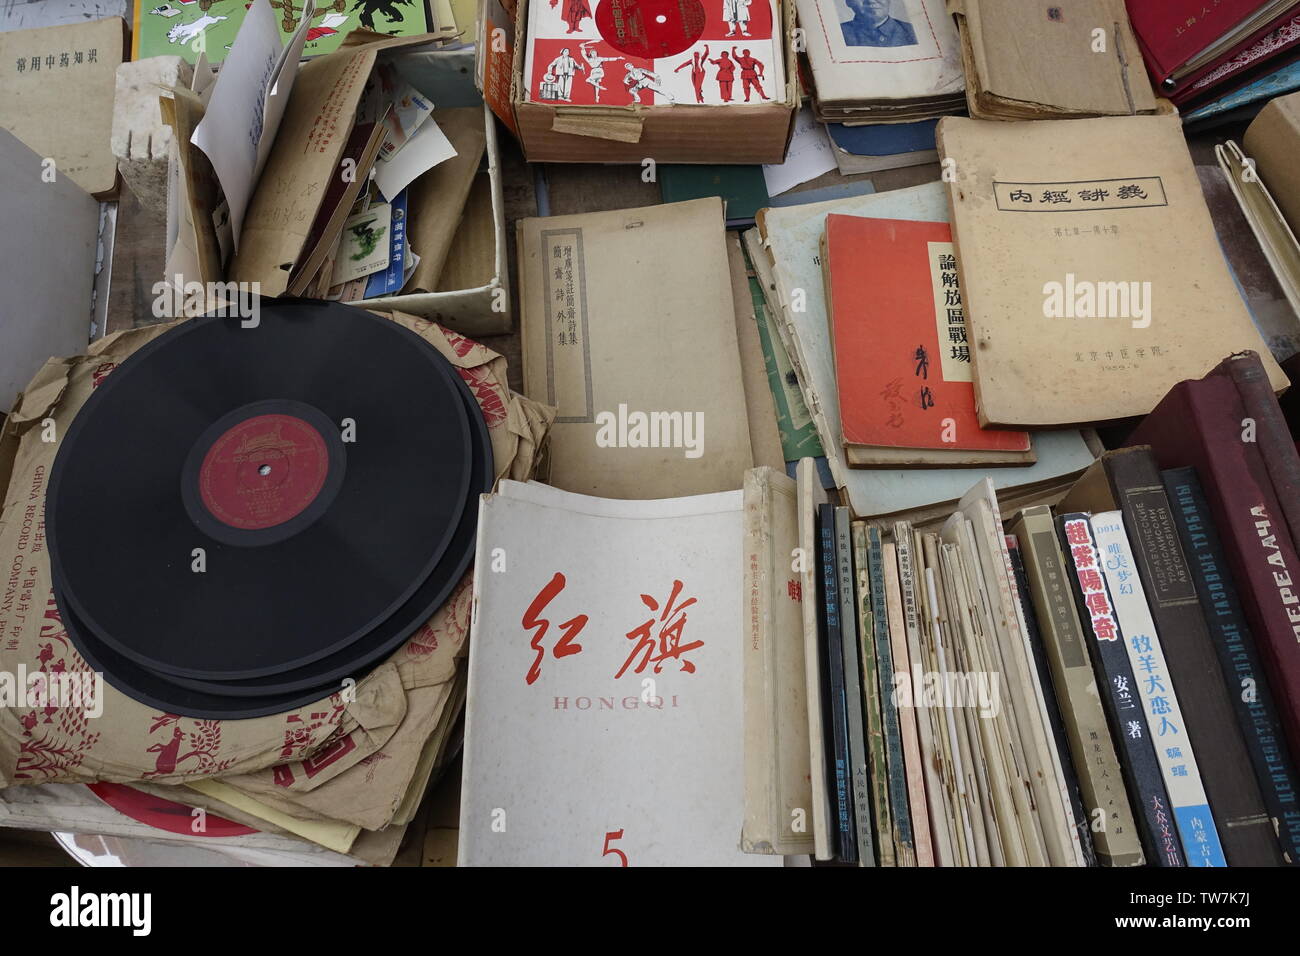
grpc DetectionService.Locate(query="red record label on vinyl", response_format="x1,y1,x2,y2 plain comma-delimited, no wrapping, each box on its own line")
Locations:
595,0,707,59
88,783,258,837
198,413,330,531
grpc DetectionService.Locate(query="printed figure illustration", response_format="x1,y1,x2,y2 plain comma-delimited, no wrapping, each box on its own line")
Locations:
348,218,387,259
723,0,752,36
624,62,673,102
546,47,585,100
581,40,623,102
144,726,190,777
709,49,735,101
840,0,917,47
138,0,426,64
732,46,768,100
540,69,564,100
550,0,593,34
166,13,228,45
351,0,415,31
674,44,710,103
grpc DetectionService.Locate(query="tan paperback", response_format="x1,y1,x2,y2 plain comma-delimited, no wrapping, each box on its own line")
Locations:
937,113,1288,428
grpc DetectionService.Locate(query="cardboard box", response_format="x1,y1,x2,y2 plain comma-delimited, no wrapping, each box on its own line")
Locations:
167,40,510,337
483,0,797,164
1245,91,1300,242
366,47,510,336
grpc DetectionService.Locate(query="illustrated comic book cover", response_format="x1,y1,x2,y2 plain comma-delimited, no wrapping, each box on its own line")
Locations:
133,0,430,65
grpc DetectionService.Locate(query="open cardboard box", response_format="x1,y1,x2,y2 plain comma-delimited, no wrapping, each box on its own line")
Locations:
165,41,510,337
481,0,798,164
366,46,510,336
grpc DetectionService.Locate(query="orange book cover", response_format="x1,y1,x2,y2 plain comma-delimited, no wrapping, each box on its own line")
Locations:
825,214,1030,454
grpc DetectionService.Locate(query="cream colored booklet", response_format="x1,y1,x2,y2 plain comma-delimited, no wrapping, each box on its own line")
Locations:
742,466,816,857
797,457,835,860
519,197,754,499
937,113,1288,428
1217,139,1300,325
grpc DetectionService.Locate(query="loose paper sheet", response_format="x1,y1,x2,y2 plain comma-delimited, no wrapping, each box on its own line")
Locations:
190,0,315,248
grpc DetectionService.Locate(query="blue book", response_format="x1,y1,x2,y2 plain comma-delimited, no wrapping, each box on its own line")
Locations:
767,181,876,208
364,189,408,298
826,118,939,157
867,524,915,865
1184,58,1300,125
818,504,857,861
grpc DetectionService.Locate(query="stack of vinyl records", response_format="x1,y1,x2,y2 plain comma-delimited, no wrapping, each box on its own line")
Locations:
46,300,493,719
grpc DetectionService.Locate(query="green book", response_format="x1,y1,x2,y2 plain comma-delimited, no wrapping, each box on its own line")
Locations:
660,165,769,226
740,242,826,462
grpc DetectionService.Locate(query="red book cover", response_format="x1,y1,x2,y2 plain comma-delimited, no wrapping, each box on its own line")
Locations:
1126,0,1300,97
823,214,1029,454
1175,11,1300,106
1221,352,1300,549
1127,373,1300,754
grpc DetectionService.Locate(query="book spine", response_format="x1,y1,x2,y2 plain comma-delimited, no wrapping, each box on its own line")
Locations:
921,533,969,867
1090,512,1228,868
868,524,915,865
797,465,833,861
1007,533,1097,868
1130,377,1300,766
741,471,772,853
883,536,935,867
1107,448,1284,866
1057,513,1184,867
1012,508,1143,867
836,507,875,866
1164,466,1300,865
915,526,961,866
852,520,895,866
893,522,940,867
818,503,856,862
1227,352,1300,549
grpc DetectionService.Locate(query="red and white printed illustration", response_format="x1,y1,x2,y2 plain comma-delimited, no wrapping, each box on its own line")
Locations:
550,0,596,34
525,0,783,106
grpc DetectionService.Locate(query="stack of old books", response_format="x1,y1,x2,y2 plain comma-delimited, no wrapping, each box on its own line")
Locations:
797,0,965,124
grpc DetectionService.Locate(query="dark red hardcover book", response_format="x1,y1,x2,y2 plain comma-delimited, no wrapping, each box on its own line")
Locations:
1127,376,1300,757
1221,352,1300,549
1126,0,1300,100
1175,13,1300,109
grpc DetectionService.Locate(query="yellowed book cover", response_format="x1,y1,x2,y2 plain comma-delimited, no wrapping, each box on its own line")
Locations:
937,113,1288,428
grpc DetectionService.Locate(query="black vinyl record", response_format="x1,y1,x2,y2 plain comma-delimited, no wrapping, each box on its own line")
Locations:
55,364,492,716
48,301,473,682
119,367,492,702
